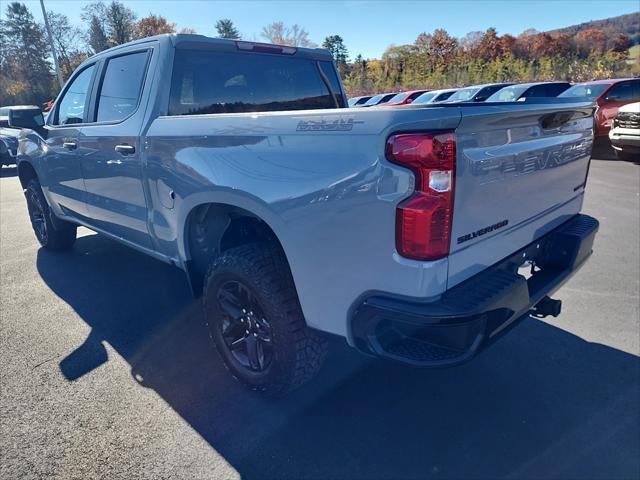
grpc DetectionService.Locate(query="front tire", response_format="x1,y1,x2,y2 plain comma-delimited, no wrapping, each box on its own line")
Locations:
203,242,327,395
25,178,77,251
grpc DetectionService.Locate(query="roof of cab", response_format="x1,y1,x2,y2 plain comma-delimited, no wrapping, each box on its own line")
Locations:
89,33,333,61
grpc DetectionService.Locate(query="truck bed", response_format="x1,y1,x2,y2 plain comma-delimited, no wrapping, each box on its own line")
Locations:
144,100,594,337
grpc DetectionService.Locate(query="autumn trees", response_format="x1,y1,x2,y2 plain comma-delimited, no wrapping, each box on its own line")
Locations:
135,14,176,39
0,2,52,105
261,22,315,47
342,26,635,95
0,0,636,106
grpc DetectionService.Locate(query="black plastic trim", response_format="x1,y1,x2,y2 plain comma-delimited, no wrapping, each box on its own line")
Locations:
350,214,599,367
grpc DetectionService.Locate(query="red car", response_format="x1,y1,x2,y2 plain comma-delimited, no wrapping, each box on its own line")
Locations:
559,78,640,137
382,90,430,106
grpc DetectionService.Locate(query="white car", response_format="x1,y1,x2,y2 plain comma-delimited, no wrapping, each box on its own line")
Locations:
609,102,640,161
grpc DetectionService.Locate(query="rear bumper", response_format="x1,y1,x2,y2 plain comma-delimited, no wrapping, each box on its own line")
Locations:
350,214,599,367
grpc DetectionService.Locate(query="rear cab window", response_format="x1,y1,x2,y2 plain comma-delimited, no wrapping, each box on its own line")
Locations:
169,49,345,115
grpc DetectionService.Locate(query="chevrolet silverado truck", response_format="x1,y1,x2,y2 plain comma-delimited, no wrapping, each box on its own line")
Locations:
12,34,599,395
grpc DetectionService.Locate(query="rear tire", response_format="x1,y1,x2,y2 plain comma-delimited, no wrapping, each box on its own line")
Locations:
25,178,77,251
203,242,327,395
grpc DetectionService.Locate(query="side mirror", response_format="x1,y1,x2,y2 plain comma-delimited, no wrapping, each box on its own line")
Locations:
8,108,45,131
406,98,413,104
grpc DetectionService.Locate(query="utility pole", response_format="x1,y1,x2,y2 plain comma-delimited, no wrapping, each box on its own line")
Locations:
39,0,64,89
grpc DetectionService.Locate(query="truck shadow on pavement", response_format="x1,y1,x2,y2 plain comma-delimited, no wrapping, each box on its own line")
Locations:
37,234,640,480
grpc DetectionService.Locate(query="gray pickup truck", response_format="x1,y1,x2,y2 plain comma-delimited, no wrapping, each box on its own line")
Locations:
12,34,599,395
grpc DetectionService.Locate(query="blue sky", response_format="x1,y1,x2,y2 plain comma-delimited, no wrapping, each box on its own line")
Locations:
23,0,640,59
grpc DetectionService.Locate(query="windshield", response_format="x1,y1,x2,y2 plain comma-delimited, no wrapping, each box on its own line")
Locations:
434,91,456,102
446,87,480,102
486,85,529,102
348,98,358,106
387,92,409,104
559,84,609,100
363,94,384,106
413,92,437,104
379,93,397,104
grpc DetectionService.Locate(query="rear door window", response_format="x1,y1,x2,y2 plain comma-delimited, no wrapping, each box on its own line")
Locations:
522,85,549,98
546,83,570,96
96,51,149,123
435,91,455,102
169,50,342,115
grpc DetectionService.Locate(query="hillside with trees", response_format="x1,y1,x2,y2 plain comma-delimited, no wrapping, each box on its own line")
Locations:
0,1,637,106
342,24,637,95
549,12,639,45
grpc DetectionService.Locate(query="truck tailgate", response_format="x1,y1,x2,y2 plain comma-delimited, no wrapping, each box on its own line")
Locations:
447,102,594,289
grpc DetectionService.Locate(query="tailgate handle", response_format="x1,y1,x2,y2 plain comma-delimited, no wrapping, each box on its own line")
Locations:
62,140,77,150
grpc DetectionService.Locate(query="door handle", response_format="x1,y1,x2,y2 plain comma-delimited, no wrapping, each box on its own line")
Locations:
114,144,135,155
63,140,77,150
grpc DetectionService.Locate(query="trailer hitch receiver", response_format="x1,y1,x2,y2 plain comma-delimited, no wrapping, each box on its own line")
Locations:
531,296,562,318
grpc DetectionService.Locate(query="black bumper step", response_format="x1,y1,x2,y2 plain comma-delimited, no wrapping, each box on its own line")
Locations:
350,214,599,367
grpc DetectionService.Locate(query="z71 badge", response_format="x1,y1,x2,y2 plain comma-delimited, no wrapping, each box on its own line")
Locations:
457,219,509,244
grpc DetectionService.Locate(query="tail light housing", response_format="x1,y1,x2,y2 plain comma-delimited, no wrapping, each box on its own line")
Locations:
386,131,456,260
236,41,297,55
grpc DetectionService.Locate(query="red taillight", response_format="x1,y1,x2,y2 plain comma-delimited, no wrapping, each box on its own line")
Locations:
386,131,456,260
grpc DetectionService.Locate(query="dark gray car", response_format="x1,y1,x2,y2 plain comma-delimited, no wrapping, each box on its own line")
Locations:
0,106,42,166
444,83,515,103
486,82,572,102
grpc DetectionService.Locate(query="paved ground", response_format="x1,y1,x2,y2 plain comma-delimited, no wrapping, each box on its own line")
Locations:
1,157,639,480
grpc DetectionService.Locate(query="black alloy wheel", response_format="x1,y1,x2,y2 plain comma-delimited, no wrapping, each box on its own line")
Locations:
217,279,274,372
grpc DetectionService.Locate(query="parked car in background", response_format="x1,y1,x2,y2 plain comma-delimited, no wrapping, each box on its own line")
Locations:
348,95,373,107
0,105,43,166
382,89,430,106
444,83,514,103
0,127,19,166
411,88,458,105
486,82,571,102
609,102,640,160
559,78,640,138
361,92,399,107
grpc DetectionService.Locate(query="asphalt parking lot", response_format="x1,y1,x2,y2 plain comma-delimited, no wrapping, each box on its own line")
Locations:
1,156,639,479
